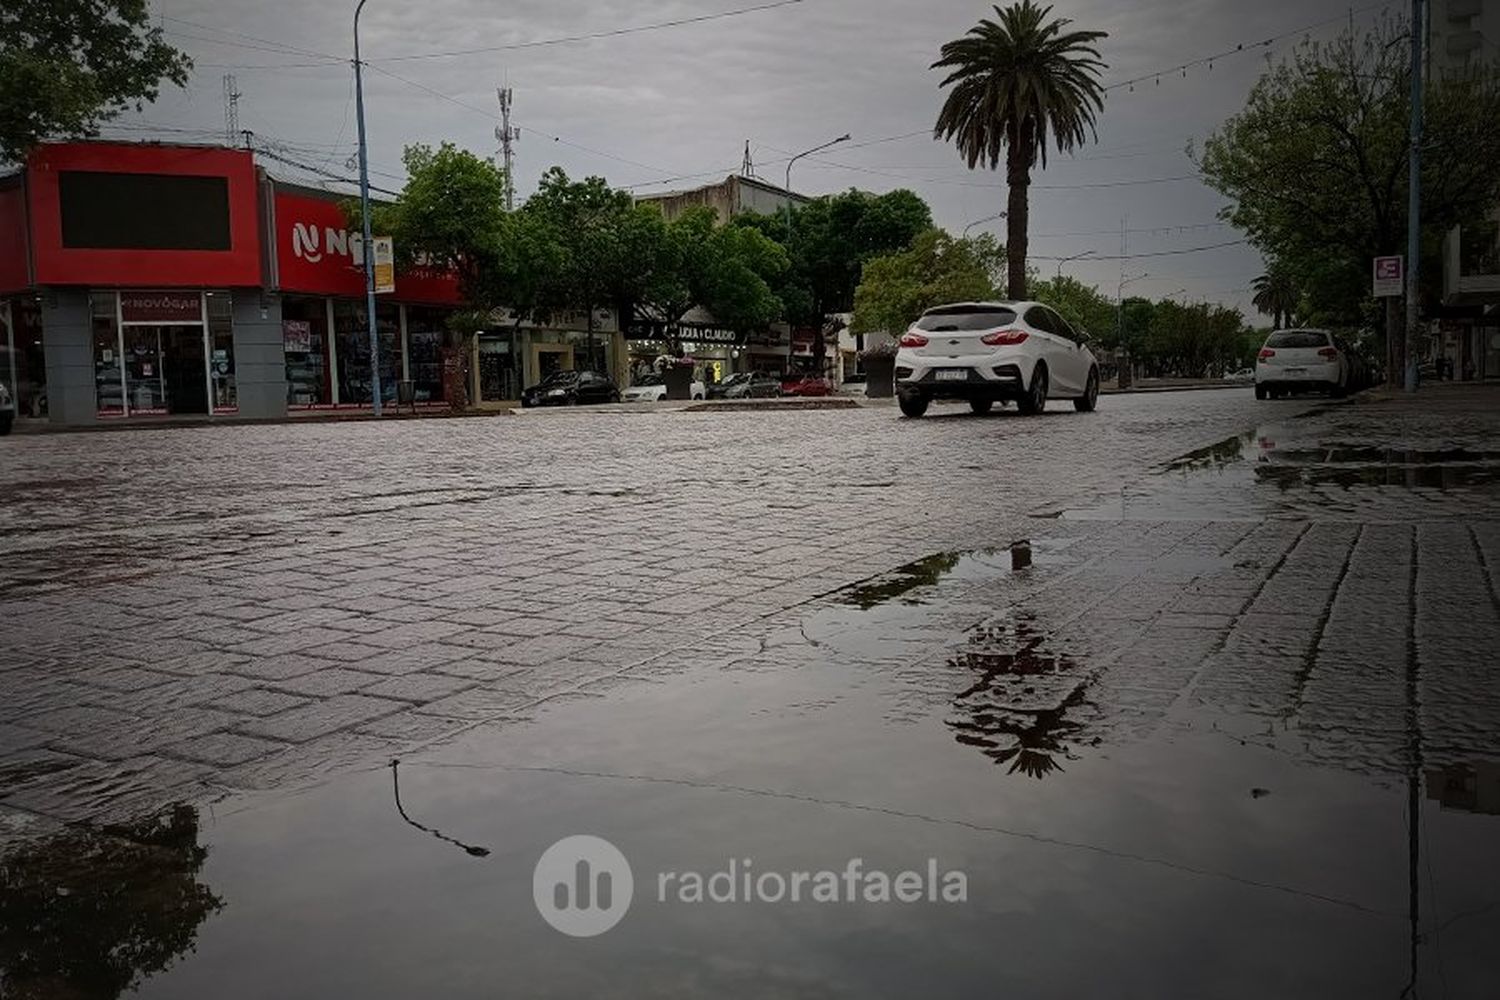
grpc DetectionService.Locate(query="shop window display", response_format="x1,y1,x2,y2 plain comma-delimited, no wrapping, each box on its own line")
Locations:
334,300,400,406
282,297,332,407
406,305,451,403
207,293,237,412
91,293,125,414
478,331,520,401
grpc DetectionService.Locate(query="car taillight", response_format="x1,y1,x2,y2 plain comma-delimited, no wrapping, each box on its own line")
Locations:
1317,347,1338,358
1258,348,1276,359
899,332,929,348
981,329,1029,346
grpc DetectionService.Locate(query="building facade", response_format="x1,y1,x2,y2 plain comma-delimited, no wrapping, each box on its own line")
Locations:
1433,0,1500,379
635,173,811,224
0,140,638,425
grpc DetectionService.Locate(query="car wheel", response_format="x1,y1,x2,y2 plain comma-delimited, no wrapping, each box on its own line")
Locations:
1254,384,1267,400
693,394,703,400
1073,367,1099,412
1017,363,1048,415
969,398,993,415
611,392,622,404
898,392,930,418
0,415,12,437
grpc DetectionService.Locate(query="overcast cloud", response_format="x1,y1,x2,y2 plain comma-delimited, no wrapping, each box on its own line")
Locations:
117,0,1394,316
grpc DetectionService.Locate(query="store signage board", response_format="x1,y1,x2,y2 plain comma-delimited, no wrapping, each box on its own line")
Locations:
373,237,395,294
1373,256,1403,297
120,291,203,324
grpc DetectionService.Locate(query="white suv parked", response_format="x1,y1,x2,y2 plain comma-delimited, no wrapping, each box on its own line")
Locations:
1254,329,1350,399
894,301,1100,418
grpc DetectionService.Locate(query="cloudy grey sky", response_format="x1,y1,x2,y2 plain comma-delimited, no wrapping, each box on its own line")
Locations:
115,0,1397,316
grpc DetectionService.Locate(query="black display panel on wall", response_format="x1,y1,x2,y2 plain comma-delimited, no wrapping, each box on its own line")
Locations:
58,171,232,250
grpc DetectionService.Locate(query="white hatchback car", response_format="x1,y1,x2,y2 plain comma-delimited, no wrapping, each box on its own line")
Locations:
894,301,1100,418
1254,329,1350,399
621,374,706,402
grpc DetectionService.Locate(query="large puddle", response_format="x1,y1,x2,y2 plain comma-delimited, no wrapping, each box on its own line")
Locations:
1055,422,1500,521
4,539,1496,997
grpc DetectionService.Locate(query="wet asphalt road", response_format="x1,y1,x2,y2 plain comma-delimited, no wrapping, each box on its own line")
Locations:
2,386,1498,999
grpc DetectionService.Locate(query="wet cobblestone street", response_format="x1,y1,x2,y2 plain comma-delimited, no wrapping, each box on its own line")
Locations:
2,386,1498,998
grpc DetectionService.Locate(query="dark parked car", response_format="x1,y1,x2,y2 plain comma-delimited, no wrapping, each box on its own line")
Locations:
781,373,834,397
711,372,782,399
520,370,621,407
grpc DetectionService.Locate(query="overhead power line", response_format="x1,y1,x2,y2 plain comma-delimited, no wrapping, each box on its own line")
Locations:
379,0,805,61
1030,240,1248,261
163,2,805,67
1103,0,1398,92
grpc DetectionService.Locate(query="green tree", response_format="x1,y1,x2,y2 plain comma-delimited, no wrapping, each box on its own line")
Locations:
735,188,932,367
850,229,1004,336
1197,16,1500,376
1028,274,1116,345
1,0,192,163
356,143,508,305
522,167,637,366
1251,268,1299,330
630,205,787,349
932,1,1108,300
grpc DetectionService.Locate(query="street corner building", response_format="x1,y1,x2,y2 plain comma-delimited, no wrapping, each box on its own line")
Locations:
0,140,470,427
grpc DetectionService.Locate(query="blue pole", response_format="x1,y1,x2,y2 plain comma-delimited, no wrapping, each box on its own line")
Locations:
353,0,382,416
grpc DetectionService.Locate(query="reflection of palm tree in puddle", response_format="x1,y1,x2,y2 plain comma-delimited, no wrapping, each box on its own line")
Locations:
0,805,222,999
947,615,1098,778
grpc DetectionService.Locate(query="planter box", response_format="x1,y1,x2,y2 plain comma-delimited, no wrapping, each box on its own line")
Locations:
863,355,896,398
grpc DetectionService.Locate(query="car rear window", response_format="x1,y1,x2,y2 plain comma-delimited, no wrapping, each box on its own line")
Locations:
915,306,1017,332
1265,331,1331,349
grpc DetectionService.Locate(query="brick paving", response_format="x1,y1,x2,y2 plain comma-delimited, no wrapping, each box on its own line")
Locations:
1,387,1496,823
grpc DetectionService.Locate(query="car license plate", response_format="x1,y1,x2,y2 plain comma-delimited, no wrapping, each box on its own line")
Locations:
1284,367,1306,375
935,369,967,381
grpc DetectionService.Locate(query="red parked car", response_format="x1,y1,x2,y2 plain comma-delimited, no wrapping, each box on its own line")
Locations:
780,373,834,397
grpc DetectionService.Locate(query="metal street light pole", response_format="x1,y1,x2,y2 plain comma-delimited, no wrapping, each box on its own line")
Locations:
353,0,382,417
1116,271,1148,389
783,134,849,378
1055,249,1095,279
963,211,1007,238
784,134,851,235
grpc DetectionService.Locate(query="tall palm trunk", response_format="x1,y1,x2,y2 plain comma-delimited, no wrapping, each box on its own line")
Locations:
1005,122,1034,300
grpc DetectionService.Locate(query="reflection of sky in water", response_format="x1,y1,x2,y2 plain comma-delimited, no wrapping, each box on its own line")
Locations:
1061,422,1500,521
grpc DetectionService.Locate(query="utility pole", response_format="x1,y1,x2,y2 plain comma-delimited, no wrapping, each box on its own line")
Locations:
222,74,241,147
495,87,518,211
1404,0,1424,392
1117,217,1129,388
353,0,381,416
741,140,757,179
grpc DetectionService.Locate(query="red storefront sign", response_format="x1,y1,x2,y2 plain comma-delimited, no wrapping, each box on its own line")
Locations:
26,143,262,288
120,290,202,323
273,189,461,305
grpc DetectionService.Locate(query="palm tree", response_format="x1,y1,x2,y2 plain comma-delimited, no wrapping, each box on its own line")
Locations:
933,2,1108,301
1251,270,1298,329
